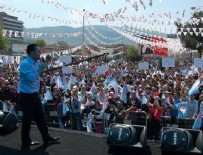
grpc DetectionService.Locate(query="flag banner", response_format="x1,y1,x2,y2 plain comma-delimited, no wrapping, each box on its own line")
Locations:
192,103,203,129
56,76,63,89
90,82,97,93
162,57,175,68
194,58,203,68
95,65,109,75
59,55,72,63
175,102,188,119
62,66,72,74
120,85,127,104
188,78,200,96
86,112,93,132
138,62,149,70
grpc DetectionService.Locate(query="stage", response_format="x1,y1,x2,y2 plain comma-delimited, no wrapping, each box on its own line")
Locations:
0,125,163,155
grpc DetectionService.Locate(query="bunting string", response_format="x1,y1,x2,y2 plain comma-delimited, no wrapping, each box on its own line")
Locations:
85,26,122,45
2,29,82,38
87,20,122,40
0,4,82,25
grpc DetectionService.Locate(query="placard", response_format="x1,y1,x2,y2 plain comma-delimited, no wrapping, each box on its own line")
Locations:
95,65,109,75
138,62,149,70
12,43,28,56
162,57,175,67
2,56,15,64
194,58,203,68
62,66,72,74
59,55,72,63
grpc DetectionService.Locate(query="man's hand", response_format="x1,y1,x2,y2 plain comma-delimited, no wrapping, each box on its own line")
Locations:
38,63,46,74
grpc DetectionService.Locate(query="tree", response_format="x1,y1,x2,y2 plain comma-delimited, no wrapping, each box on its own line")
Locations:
0,24,10,53
34,39,46,48
125,46,143,62
175,11,203,58
57,41,70,48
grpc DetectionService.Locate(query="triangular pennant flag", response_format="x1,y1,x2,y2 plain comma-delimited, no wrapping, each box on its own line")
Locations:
182,9,186,17
71,74,78,83
120,85,127,104
149,0,152,6
90,82,97,93
56,76,63,89
176,102,188,119
107,80,121,97
183,32,187,36
192,28,197,32
188,78,200,96
62,95,69,116
103,73,112,87
86,112,93,132
79,76,86,88
195,32,199,36
139,0,146,9
44,89,53,101
2,29,7,37
192,102,203,129
102,0,108,4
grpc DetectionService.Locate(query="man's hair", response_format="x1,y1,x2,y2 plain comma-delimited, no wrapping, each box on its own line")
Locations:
27,44,37,55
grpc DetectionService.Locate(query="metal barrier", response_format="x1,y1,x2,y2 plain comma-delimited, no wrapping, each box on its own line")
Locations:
161,116,171,128
45,103,59,127
178,118,195,129
114,111,147,127
161,116,195,129
102,113,112,130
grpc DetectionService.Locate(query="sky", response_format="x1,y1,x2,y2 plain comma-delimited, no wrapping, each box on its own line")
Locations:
0,0,202,28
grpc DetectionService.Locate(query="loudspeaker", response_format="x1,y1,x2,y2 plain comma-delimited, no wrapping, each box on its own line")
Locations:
161,127,203,155
0,110,18,131
107,123,147,149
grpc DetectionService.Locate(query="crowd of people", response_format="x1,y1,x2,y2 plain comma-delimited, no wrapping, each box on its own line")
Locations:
0,50,203,142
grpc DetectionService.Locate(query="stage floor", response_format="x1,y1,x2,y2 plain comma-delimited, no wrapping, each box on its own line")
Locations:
0,125,163,155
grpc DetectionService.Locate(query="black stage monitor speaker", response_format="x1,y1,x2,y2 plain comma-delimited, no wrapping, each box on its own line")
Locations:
0,110,18,131
161,127,203,155
107,123,147,149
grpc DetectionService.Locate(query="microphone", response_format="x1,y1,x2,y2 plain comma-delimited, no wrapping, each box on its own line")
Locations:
41,57,46,63
40,57,48,73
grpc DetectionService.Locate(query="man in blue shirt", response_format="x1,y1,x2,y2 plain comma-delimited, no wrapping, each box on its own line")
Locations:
19,44,60,151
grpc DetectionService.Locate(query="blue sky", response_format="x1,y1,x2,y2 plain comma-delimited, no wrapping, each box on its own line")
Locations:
0,0,202,28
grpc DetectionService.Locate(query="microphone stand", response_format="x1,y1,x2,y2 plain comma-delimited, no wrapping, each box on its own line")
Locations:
42,53,109,73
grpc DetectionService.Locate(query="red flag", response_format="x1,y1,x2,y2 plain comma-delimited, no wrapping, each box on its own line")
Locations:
151,37,168,56
154,89,159,96
105,70,110,76
93,65,97,71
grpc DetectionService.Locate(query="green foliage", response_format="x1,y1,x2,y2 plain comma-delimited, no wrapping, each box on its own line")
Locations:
57,41,70,48
72,49,82,55
34,38,46,47
0,24,10,52
125,46,143,62
175,11,203,57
